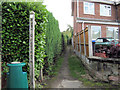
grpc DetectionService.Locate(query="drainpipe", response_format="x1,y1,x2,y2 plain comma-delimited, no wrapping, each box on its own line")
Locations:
82,22,84,30
82,22,87,57
77,0,79,18
114,2,120,40
114,2,118,22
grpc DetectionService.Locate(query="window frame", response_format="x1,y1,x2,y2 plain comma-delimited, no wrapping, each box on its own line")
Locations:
91,26,101,40
83,2,95,15
106,27,119,40
100,4,111,17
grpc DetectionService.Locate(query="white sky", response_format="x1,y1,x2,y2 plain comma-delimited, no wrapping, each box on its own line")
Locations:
43,0,73,32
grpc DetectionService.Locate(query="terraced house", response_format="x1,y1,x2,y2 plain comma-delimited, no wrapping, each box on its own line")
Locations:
72,0,120,51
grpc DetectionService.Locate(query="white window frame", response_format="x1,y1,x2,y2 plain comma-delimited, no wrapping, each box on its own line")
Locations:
106,27,119,40
100,4,111,17
91,26,101,40
84,2,95,15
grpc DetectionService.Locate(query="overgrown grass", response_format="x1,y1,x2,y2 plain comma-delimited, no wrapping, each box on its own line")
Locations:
68,55,86,78
68,55,113,88
49,56,64,76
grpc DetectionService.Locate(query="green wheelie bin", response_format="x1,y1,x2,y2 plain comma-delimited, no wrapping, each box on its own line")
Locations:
7,62,28,88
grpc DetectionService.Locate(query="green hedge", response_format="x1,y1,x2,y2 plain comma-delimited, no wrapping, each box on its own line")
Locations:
2,2,62,83
45,12,62,74
2,2,47,81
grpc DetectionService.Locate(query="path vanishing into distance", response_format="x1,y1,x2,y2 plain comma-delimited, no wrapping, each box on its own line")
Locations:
46,46,86,88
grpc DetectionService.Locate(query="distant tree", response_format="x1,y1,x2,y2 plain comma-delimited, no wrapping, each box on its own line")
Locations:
67,24,73,32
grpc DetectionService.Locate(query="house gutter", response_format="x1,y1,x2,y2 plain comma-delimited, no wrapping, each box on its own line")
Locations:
76,20,120,25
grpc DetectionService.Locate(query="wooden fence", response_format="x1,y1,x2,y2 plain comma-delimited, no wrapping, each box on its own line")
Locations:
74,26,93,58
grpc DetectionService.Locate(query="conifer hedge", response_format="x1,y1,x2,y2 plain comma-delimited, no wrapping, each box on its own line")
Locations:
45,12,62,74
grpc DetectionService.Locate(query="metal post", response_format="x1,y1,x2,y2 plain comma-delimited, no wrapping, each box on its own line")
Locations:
29,11,35,88
83,28,86,56
79,33,81,55
88,25,93,57
77,35,78,52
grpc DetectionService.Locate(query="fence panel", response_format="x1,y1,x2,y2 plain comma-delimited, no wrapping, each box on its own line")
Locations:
85,28,89,57
74,27,91,57
80,30,84,55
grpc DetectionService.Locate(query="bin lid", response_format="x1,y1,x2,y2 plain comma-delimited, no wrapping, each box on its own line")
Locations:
7,62,26,67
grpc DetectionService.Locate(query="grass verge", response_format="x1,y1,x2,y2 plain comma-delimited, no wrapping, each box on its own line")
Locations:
68,54,114,88
49,56,64,76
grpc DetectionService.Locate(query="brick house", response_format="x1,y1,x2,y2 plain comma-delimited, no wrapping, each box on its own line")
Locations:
72,0,120,43
71,0,120,83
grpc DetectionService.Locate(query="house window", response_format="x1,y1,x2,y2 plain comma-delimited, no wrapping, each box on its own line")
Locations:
100,4,111,16
91,26,101,40
84,2,95,15
106,27,119,40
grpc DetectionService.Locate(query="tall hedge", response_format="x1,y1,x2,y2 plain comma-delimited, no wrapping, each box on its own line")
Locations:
45,12,61,74
2,2,47,81
2,2,62,83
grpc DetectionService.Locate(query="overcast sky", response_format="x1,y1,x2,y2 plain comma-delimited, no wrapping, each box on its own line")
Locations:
43,0,120,32
43,0,73,32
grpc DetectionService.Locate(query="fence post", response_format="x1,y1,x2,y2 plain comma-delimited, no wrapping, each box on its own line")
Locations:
79,33,81,56
88,25,93,57
75,35,77,51
77,35,78,53
83,28,86,57
29,11,35,88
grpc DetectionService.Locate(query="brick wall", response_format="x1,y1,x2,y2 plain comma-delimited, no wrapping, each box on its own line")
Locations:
73,2,77,35
78,2,117,21
117,4,120,39
117,4,120,21
72,1,120,41
76,23,119,38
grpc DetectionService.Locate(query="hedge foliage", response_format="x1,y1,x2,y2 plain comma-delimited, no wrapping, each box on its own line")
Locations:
2,2,62,82
45,12,62,74
2,2,47,80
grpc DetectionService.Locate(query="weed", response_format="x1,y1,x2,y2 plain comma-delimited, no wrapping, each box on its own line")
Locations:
68,55,113,88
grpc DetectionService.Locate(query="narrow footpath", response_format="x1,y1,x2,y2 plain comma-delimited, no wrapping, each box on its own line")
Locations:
46,46,86,88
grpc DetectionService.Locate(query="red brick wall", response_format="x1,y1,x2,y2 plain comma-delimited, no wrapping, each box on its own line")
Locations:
73,2,77,35
72,1,120,41
76,23,119,38
118,5,120,39
85,24,118,38
78,2,117,21
117,5,120,21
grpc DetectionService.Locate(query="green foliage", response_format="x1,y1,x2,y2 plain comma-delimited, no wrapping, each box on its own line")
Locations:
2,2,47,81
62,25,73,45
2,2,63,84
45,12,62,74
